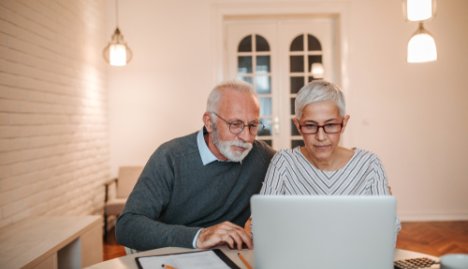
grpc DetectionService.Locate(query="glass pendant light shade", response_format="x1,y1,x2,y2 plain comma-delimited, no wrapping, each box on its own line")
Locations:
103,28,133,66
405,0,435,21
407,23,437,63
103,0,132,66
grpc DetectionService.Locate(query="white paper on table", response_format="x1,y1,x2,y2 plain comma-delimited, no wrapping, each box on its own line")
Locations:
136,250,239,269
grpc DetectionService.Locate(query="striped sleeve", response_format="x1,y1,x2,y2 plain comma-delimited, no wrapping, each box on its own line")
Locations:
259,152,285,195
368,154,390,195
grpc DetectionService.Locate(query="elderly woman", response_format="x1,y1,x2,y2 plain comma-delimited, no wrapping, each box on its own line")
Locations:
244,80,399,237
260,79,391,196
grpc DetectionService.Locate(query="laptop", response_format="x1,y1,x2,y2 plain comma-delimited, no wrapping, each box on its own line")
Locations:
251,195,397,269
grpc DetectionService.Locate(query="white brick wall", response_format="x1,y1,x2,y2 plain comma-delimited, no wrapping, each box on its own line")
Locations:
0,0,110,228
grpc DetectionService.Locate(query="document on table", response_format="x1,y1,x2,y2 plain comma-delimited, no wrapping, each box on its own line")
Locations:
135,249,240,269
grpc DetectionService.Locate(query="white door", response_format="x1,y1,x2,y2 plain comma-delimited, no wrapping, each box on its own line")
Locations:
225,17,337,149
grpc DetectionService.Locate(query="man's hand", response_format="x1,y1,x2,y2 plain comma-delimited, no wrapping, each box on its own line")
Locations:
196,221,252,250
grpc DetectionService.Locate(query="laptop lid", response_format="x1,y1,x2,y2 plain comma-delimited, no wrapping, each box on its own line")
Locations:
251,195,396,269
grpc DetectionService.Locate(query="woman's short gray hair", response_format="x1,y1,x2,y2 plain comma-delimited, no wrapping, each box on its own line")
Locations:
206,80,256,113
295,80,346,118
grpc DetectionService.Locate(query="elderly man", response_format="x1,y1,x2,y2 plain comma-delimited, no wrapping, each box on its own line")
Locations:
115,80,275,251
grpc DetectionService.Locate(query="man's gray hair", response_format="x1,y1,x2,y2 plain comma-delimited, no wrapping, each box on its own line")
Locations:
295,80,346,118
206,80,257,113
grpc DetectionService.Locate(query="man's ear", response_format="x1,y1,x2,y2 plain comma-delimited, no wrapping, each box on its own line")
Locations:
203,112,213,132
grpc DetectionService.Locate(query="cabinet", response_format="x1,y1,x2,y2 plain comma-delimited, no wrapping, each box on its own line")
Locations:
0,216,103,269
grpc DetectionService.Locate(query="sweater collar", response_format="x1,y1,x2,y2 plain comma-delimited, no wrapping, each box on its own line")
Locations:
197,127,218,165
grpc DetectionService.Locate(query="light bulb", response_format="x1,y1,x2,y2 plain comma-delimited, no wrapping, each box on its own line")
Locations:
109,44,127,66
310,63,324,78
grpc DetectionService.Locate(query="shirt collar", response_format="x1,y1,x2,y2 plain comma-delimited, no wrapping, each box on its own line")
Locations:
197,127,218,166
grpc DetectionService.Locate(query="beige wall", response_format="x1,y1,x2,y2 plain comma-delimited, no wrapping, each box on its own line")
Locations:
345,0,468,220
109,0,468,221
0,1,109,228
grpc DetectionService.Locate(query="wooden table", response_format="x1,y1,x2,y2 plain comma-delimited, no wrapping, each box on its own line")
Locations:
0,215,102,269
85,247,439,269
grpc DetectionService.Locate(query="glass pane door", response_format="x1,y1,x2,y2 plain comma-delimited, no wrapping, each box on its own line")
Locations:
225,17,336,150
236,34,273,146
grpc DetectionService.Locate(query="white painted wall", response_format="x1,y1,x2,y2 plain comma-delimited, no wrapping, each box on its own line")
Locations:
0,1,109,228
109,0,468,221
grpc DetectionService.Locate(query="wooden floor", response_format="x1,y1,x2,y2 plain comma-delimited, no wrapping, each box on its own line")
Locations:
103,227,126,261
103,221,468,261
396,221,468,256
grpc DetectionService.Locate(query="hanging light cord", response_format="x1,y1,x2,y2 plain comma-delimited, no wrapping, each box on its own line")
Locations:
115,0,119,28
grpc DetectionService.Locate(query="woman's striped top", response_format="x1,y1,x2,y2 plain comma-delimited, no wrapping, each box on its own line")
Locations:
259,147,390,195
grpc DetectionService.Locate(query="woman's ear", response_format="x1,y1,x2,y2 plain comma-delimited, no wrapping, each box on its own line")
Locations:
293,117,302,135
341,115,350,133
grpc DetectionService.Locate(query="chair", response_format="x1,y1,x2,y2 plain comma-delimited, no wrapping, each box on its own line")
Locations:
104,166,143,240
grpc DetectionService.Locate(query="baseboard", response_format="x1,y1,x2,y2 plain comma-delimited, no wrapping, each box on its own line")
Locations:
399,212,468,222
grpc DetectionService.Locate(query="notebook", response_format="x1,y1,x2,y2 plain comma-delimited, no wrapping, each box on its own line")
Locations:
251,195,397,269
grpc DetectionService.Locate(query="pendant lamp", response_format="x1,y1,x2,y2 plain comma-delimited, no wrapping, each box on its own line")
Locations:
407,23,437,63
103,0,133,66
404,0,435,21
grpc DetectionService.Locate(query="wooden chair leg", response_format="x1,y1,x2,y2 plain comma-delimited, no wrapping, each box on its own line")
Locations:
103,212,108,242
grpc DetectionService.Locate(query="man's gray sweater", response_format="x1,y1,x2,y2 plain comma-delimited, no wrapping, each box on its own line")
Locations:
115,130,275,250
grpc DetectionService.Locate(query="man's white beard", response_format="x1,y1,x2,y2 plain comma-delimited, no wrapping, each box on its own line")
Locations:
212,127,253,162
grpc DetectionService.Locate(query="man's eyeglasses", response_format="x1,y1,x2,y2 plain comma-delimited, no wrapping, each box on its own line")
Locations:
298,122,343,134
211,112,264,136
